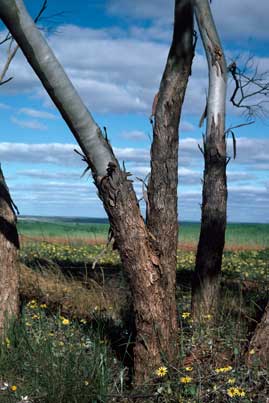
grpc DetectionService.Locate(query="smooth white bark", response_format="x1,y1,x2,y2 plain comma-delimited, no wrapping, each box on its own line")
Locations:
194,0,227,142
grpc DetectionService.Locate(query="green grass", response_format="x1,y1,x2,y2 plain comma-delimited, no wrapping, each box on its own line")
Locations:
18,219,109,240
1,271,269,403
179,222,269,248
0,305,114,403
18,218,269,249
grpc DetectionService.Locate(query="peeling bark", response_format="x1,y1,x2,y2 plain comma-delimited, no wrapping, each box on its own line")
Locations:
0,166,19,334
191,0,227,320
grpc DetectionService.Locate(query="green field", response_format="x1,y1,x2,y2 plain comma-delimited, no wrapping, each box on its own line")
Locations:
18,217,269,248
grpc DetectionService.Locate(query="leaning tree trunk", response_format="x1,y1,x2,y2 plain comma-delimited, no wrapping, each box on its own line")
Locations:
0,0,193,382
147,0,194,362
0,165,19,334
191,0,228,321
247,301,269,367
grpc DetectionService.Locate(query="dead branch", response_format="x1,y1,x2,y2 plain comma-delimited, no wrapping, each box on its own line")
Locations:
228,56,269,120
0,41,19,84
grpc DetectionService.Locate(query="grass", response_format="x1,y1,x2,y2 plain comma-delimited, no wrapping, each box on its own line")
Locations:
18,220,109,243
18,218,269,249
2,260,269,402
1,218,268,402
0,304,113,403
178,222,269,249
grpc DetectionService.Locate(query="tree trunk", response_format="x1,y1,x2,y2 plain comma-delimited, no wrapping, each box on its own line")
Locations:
0,0,193,382
0,166,19,334
191,0,227,321
247,301,269,367
147,0,194,361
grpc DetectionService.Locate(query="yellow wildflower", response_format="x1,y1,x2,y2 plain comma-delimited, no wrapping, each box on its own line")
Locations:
227,386,245,398
40,303,47,309
5,337,11,348
180,376,192,383
182,312,191,319
236,388,246,397
155,366,168,377
185,366,193,372
215,365,232,373
62,318,70,325
28,299,38,309
228,378,236,384
10,385,17,392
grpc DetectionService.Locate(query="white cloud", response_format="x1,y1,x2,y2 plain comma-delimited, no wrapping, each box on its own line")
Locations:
1,137,267,222
11,117,48,131
120,130,148,141
180,121,195,133
18,108,57,120
0,24,208,116
0,102,11,109
17,169,82,180
108,0,269,40
1,137,268,170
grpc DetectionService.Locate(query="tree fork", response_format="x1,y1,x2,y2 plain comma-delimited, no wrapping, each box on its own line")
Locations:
0,0,193,382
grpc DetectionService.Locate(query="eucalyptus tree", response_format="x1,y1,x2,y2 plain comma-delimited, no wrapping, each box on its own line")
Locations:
191,0,228,320
0,166,19,334
0,29,21,334
0,0,52,336
0,0,195,381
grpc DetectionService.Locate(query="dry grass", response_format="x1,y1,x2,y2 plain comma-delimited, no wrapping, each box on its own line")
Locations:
19,263,127,323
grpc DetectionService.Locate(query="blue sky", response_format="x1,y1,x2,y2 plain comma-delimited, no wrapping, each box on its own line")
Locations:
0,0,268,222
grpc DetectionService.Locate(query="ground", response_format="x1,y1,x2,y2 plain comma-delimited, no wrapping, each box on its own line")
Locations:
0,219,268,402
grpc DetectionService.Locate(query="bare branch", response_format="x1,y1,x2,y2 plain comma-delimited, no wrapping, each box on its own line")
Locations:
34,0,48,23
224,120,255,134
0,0,49,85
228,56,269,121
0,42,19,83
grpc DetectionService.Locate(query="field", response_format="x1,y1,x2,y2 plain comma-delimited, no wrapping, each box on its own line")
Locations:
1,218,268,402
18,217,269,249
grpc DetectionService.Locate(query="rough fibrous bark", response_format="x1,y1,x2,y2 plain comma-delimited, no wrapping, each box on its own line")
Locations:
147,0,194,363
247,302,269,367
0,0,194,382
191,0,227,320
0,166,19,333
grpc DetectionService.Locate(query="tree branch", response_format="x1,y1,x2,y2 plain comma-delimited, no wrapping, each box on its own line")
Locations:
228,57,269,120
